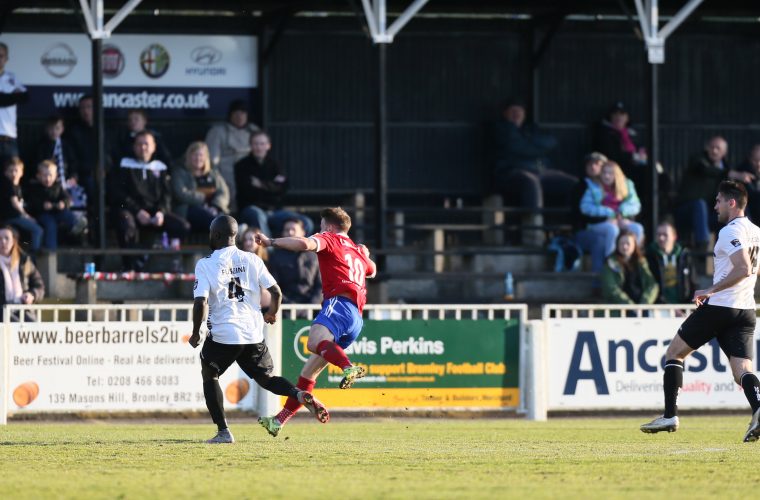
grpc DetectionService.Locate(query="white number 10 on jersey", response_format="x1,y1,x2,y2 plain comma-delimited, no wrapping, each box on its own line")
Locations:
344,254,366,286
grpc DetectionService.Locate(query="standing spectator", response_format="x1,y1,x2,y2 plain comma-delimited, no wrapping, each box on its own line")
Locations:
0,157,42,253
581,161,645,247
34,115,88,219
205,99,260,211
572,152,616,272
235,131,313,237
491,99,576,246
268,219,322,305
0,42,28,164
171,141,229,233
25,160,82,250
601,230,659,305
729,144,760,223
111,131,190,270
645,221,696,304
112,108,172,167
0,225,44,320
65,95,99,198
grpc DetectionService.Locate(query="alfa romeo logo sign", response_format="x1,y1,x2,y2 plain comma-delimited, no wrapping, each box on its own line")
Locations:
139,43,170,78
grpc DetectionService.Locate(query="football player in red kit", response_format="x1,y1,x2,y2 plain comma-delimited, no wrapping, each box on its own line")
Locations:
255,207,376,436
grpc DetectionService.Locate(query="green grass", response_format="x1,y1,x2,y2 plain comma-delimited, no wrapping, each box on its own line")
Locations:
1,416,759,499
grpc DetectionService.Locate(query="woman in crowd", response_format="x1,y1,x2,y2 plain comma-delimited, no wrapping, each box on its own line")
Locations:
601,230,659,305
171,141,230,233
0,225,44,319
580,160,645,255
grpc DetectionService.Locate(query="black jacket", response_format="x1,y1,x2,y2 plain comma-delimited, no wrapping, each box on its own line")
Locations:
645,241,696,304
110,157,171,214
268,250,322,304
33,137,79,180
25,179,71,217
0,177,24,220
234,155,288,211
0,251,45,308
676,152,728,206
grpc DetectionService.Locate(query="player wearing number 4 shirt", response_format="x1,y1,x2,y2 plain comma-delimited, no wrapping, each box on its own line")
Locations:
255,207,377,437
189,215,328,444
641,181,760,442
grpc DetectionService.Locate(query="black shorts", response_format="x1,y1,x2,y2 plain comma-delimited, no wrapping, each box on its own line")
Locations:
678,304,756,359
200,338,274,379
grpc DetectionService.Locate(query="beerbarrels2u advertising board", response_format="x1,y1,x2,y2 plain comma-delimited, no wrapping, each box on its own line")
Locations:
281,319,522,409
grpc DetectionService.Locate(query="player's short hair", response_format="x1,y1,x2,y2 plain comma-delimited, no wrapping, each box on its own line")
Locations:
321,207,351,232
718,180,748,210
37,159,57,174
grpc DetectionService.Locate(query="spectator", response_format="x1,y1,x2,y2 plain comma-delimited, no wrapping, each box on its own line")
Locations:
0,42,28,164
491,99,576,246
34,115,88,216
580,160,645,248
112,108,172,167
238,225,271,308
729,144,760,223
572,152,616,272
674,136,730,251
593,101,648,189
645,221,696,304
601,230,659,305
205,99,260,210
25,160,83,250
111,131,190,270
0,157,42,253
0,225,44,320
65,95,99,198
171,141,229,233
268,219,322,305
235,131,313,237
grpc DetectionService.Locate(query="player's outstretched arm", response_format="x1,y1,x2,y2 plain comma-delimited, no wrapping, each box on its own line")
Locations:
189,297,208,348
263,283,282,324
256,233,318,253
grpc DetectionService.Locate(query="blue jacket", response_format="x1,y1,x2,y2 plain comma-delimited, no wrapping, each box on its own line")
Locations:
580,179,641,220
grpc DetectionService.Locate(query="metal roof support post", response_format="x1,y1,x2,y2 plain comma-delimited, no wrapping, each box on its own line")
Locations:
359,0,429,278
632,0,703,234
76,0,143,248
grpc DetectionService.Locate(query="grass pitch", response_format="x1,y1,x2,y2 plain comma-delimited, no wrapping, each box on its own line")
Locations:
1,416,759,499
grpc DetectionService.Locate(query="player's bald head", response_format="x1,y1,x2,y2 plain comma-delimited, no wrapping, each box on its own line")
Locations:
209,215,238,248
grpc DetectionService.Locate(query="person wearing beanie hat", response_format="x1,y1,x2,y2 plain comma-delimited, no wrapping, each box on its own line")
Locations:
205,99,260,211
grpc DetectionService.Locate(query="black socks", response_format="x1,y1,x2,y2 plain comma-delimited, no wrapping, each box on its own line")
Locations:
663,359,684,418
203,379,228,431
740,372,760,413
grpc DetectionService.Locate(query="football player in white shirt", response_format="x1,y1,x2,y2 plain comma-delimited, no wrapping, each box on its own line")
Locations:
642,181,760,442
189,215,328,444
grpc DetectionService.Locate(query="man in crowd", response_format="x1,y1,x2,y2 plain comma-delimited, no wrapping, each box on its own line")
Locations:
0,42,28,164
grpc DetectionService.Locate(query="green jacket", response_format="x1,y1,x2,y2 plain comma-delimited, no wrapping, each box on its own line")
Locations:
601,255,659,305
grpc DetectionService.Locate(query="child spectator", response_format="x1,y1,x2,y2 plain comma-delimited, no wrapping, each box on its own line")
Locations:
581,161,645,247
602,230,659,305
645,221,696,304
0,157,42,252
25,160,84,250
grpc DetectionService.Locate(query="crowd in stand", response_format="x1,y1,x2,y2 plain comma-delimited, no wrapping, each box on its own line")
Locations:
491,98,760,305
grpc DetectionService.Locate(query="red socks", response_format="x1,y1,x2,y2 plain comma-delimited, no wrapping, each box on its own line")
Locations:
316,340,352,370
277,376,316,424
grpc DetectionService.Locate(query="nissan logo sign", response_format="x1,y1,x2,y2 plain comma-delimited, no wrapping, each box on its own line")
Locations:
40,43,77,78
190,46,222,66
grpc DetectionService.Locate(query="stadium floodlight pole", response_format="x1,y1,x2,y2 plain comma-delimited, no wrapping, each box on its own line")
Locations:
77,0,144,248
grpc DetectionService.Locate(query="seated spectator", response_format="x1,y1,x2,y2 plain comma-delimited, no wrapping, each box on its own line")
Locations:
171,141,229,233
34,114,88,217
645,221,696,304
112,108,172,167
729,144,760,223
0,157,42,253
238,225,271,308
572,152,615,272
601,230,659,305
268,219,322,305
235,131,314,237
111,131,190,270
25,160,84,250
491,98,576,246
581,160,645,248
0,225,44,320
674,136,730,251
205,99,260,211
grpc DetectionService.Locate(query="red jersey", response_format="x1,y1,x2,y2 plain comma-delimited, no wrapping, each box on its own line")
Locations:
310,232,375,313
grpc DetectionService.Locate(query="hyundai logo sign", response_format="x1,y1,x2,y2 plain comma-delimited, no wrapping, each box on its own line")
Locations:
190,46,222,66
